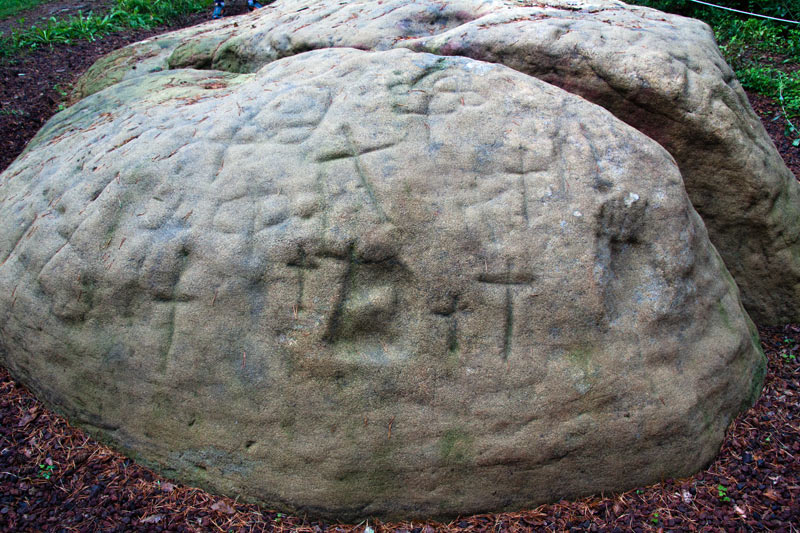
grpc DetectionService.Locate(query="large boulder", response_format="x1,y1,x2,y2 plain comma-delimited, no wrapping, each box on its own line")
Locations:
0,48,764,519
73,0,800,324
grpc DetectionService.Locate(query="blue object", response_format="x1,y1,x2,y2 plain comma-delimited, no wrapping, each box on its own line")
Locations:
212,0,224,18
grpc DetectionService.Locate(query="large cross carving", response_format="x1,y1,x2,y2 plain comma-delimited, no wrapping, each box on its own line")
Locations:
477,262,535,360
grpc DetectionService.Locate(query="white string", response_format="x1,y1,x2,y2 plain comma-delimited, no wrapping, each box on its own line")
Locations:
687,0,800,24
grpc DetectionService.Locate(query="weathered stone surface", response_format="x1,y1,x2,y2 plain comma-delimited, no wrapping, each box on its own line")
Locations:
73,0,800,324
1,48,764,519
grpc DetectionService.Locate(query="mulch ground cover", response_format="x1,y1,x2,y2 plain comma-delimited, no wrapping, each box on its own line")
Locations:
1,6,799,531
750,92,800,178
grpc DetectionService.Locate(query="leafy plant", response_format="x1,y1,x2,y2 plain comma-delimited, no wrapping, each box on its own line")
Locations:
717,484,731,503
780,335,798,360
714,13,800,64
52,83,68,111
38,463,55,479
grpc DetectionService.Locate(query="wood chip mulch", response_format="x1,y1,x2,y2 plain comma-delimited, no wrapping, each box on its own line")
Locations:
1,9,800,532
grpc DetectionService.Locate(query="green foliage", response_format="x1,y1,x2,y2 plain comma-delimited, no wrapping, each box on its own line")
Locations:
9,12,119,48
112,0,213,28
38,463,55,479
1,0,212,52
717,18,800,59
737,68,800,109
780,335,798,360
0,0,55,20
53,83,68,111
717,484,731,503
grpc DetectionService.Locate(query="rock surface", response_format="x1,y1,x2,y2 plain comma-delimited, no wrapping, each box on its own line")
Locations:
0,47,764,519
73,0,800,324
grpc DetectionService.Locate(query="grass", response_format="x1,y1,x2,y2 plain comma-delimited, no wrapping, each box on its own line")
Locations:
627,0,800,145
8,11,119,49
0,0,57,20
0,0,212,55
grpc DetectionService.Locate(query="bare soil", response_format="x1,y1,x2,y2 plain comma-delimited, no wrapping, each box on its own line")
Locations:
0,5,799,532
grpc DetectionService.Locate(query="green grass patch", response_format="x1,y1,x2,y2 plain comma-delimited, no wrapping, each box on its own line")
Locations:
8,11,120,48
737,67,800,144
0,0,57,20
717,17,800,61
114,0,213,27
1,0,212,54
